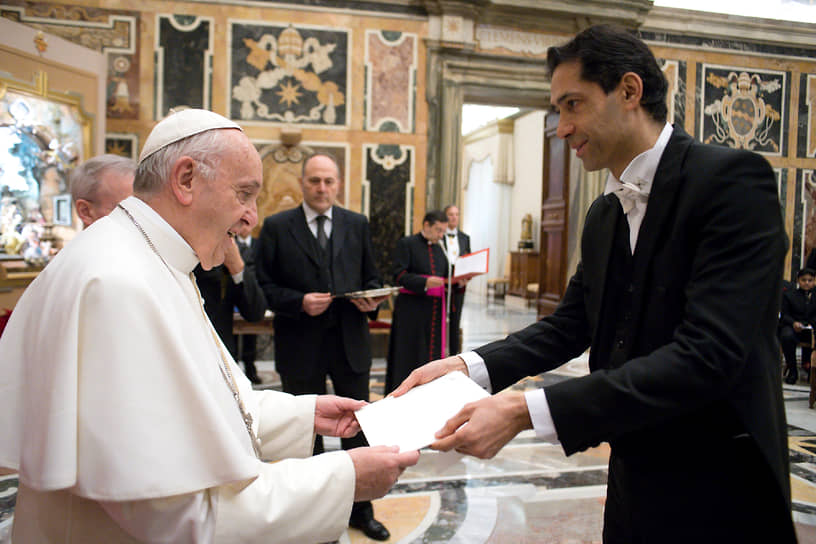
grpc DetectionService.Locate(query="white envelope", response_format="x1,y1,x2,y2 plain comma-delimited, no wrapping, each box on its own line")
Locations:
355,371,490,452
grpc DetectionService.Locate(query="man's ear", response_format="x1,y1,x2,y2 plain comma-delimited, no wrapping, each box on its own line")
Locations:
75,199,94,228
168,156,196,206
619,72,643,107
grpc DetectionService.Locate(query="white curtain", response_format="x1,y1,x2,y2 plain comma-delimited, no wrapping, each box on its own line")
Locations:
462,156,512,296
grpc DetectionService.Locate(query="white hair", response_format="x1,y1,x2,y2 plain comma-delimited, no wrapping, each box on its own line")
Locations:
70,154,136,202
133,128,239,197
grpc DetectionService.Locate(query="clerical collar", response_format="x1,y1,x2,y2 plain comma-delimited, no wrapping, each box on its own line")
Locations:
119,196,199,274
603,122,673,198
302,202,333,223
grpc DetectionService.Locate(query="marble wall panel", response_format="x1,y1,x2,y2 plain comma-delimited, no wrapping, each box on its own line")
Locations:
777,168,787,219
229,21,349,127
365,30,416,133
156,15,212,119
660,59,685,127
253,142,347,229
365,143,413,282
0,1,140,120
698,63,787,156
799,74,816,159
105,133,138,160
795,169,814,277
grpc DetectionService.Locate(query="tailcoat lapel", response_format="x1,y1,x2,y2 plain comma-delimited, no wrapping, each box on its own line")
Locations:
585,193,623,324
629,126,692,290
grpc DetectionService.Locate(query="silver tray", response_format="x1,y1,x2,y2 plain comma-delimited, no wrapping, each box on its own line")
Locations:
335,286,401,299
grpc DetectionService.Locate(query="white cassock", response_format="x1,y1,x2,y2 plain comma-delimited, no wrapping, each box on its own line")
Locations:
0,196,355,543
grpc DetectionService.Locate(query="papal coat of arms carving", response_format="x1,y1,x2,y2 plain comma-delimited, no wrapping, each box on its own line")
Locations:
702,66,784,155
230,23,348,126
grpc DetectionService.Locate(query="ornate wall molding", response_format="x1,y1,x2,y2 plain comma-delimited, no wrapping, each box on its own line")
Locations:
425,45,548,209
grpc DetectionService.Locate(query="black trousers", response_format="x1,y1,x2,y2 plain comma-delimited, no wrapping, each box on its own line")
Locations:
235,334,258,374
603,435,795,543
279,324,374,522
779,325,812,372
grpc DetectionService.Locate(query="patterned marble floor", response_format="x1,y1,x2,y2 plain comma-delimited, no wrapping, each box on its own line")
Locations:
2,294,816,543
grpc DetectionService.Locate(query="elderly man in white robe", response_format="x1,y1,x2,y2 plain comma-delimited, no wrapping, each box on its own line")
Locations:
0,109,419,543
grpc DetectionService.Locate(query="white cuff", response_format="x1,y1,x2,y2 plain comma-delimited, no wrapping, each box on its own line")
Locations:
460,351,492,394
524,389,559,443
231,270,244,284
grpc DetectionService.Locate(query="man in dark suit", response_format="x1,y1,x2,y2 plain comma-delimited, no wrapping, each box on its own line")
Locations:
255,153,391,541
443,204,471,354
779,267,816,384
193,222,267,384
394,25,794,543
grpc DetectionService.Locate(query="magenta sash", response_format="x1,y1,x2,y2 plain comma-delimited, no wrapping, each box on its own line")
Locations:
399,280,447,358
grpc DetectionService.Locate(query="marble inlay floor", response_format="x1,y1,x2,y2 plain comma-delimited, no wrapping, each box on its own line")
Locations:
2,294,816,543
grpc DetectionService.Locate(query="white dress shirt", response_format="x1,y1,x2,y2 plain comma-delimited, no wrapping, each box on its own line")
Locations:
444,228,460,262
302,202,333,239
463,122,673,443
603,122,673,253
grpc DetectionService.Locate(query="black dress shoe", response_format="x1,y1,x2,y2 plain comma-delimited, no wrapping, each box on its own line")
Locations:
785,372,798,385
245,371,262,385
349,517,390,541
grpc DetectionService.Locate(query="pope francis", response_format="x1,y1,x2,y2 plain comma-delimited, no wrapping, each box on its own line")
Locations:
0,109,419,543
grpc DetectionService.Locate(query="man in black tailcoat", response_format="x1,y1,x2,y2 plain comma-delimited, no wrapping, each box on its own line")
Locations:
442,204,471,354
394,25,794,543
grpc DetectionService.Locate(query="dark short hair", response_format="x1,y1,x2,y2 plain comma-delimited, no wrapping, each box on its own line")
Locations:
423,210,448,226
547,25,668,123
798,268,816,279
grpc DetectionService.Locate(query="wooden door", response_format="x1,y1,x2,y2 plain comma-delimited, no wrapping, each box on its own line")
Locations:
537,112,570,317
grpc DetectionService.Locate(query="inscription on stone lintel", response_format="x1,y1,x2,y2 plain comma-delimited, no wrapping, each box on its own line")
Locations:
475,25,562,56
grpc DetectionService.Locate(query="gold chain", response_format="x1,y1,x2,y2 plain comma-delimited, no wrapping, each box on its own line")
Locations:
118,204,262,458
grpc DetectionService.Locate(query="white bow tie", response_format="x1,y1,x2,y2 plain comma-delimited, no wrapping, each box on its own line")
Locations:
614,182,649,214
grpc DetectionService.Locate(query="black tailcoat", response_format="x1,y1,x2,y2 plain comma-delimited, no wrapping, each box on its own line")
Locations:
443,230,471,353
475,126,793,540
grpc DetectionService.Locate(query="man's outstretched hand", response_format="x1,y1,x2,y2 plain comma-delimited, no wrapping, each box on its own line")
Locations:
389,356,468,397
430,392,532,459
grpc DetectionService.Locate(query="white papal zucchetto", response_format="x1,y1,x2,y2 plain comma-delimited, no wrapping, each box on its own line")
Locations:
139,108,242,163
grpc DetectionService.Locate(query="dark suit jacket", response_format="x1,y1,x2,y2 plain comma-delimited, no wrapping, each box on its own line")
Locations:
476,126,791,515
256,205,381,378
780,287,816,328
194,238,266,357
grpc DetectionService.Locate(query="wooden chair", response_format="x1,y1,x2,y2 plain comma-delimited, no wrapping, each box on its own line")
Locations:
795,328,816,409
526,283,539,308
810,351,816,409
487,253,511,300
